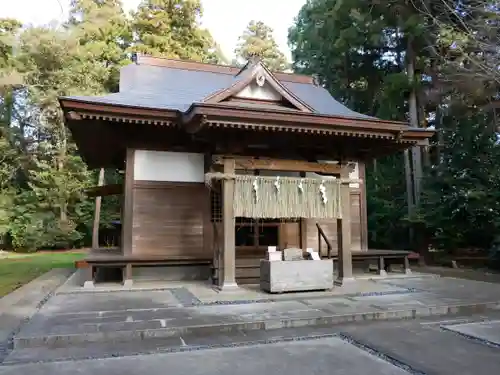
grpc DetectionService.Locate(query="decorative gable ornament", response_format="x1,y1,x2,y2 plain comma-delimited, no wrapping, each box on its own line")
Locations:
256,73,266,87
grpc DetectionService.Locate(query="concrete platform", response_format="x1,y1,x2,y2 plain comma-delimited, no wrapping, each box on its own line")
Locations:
4,314,500,374
11,275,500,350
0,336,412,375
341,316,500,375
57,269,435,303
441,320,500,346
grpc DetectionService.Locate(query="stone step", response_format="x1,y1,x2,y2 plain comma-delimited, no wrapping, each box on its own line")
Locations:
4,326,342,364
13,300,500,350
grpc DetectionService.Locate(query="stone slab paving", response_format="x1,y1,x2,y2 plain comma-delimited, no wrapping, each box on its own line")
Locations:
4,313,500,374
57,269,423,302
12,278,500,349
0,336,413,375
441,320,500,346
379,277,500,300
340,317,500,375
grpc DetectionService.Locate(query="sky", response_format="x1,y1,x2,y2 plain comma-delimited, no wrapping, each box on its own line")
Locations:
1,0,307,60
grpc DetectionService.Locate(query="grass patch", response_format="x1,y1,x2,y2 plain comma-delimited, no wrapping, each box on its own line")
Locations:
0,251,86,297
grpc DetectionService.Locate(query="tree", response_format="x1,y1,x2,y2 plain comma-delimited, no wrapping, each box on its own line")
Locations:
131,0,222,63
0,18,23,87
421,107,500,251
411,0,500,93
289,0,429,250
11,26,107,250
289,0,500,255
234,20,289,72
67,0,132,92
0,19,23,248
0,1,230,251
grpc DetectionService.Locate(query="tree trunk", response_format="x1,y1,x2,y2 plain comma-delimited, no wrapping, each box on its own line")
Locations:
404,149,414,243
407,38,422,207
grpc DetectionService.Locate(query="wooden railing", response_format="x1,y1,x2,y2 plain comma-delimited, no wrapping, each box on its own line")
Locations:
316,222,333,258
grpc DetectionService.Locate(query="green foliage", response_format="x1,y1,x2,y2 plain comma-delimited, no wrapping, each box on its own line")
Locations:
8,191,82,252
0,251,85,297
234,20,289,72
420,108,500,250
0,0,220,251
289,0,500,254
366,155,411,249
0,18,23,87
289,0,420,250
131,0,222,63
67,0,133,92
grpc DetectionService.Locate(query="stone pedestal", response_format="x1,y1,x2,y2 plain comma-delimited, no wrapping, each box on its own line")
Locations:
260,259,334,293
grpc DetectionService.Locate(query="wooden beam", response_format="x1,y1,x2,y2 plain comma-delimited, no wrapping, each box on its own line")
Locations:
212,156,342,174
85,183,123,197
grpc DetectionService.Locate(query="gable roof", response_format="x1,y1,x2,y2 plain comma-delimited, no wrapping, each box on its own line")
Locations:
61,55,374,120
203,59,314,112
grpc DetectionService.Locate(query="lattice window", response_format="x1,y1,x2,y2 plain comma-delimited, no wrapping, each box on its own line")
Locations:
210,183,222,223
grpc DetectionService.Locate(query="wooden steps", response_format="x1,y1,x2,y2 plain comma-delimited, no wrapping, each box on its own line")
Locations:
212,257,263,285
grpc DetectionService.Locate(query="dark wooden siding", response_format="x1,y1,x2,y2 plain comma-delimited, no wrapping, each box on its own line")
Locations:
132,181,211,258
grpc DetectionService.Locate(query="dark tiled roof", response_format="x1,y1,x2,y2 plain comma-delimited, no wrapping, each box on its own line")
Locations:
64,63,373,119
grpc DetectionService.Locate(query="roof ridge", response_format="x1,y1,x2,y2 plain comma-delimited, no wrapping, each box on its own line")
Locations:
135,54,314,84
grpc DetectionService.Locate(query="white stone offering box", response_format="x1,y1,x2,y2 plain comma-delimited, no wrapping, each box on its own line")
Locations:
267,246,277,252
267,251,283,261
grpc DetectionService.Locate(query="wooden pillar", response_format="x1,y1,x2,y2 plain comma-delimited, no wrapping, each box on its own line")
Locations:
219,159,239,291
121,149,135,286
378,256,387,277
83,265,95,289
335,164,354,285
121,149,135,256
404,256,412,275
91,168,105,249
358,162,369,250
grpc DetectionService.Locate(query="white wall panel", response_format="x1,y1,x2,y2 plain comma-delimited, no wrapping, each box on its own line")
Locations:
134,150,205,182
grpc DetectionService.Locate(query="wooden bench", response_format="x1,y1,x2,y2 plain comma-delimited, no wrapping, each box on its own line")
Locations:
315,223,413,275
82,252,212,288
330,250,413,276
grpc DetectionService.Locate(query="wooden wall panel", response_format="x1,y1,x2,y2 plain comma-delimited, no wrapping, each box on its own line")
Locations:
279,222,301,249
132,181,211,258
305,191,363,255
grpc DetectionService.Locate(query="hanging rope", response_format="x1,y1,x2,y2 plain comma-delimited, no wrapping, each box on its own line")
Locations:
205,173,355,219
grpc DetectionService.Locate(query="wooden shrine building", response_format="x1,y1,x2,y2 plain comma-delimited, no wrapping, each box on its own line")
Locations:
59,55,434,289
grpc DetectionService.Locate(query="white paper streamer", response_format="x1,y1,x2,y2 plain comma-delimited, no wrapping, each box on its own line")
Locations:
252,177,259,202
319,180,328,204
274,176,280,193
